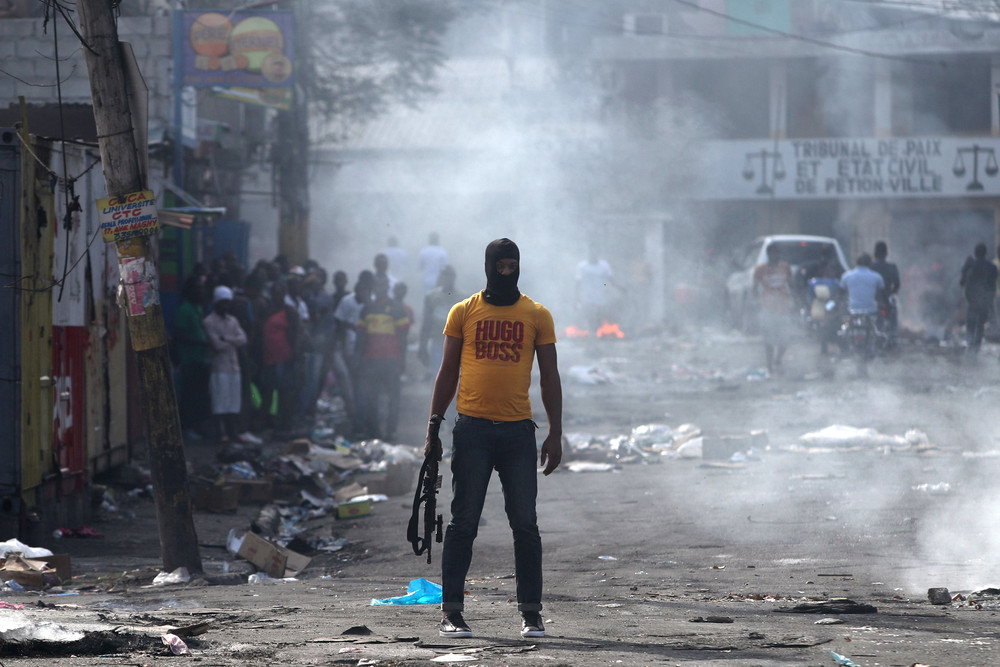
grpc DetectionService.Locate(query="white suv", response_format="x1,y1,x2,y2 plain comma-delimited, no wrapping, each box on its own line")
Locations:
726,235,849,331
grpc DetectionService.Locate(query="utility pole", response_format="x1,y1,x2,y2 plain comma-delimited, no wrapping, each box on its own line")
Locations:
76,0,202,573
276,0,310,266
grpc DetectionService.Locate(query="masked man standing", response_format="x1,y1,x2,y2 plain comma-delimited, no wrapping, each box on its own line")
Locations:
424,238,562,640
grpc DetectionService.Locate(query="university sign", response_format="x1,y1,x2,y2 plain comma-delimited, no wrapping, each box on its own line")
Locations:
97,190,159,243
697,136,1000,200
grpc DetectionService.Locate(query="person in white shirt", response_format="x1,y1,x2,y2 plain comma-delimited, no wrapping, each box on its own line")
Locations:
202,286,248,443
384,235,410,281
418,232,449,293
575,248,625,332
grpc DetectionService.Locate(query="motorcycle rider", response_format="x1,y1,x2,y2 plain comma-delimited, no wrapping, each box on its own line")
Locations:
871,241,900,340
841,253,885,316
840,253,886,376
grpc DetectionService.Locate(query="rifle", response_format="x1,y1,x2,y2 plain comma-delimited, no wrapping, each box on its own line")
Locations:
407,451,443,564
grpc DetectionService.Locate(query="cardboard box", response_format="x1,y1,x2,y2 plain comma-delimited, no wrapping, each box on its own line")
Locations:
237,531,311,578
337,498,373,520
193,483,239,512
0,555,62,589
38,554,72,583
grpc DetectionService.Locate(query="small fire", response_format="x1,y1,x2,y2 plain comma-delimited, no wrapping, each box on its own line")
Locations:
596,321,625,339
564,325,589,338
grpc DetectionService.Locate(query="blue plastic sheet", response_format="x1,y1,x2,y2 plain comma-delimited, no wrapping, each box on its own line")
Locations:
370,578,442,606
830,650,862,667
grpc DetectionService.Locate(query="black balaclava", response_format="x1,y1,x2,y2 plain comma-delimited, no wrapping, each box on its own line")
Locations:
483,238,521,306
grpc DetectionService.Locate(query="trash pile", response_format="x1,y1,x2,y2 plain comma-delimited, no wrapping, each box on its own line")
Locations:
0,539,72,592
190,436,421,514
189,435,423,582
563,423,767,469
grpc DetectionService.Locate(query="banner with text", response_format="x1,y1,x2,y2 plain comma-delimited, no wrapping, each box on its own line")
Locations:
696,136,1000,201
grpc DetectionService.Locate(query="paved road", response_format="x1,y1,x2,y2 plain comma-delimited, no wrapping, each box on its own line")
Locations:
7,329,1000,665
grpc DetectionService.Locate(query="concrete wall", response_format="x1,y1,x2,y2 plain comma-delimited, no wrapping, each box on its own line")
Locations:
0,15,174,130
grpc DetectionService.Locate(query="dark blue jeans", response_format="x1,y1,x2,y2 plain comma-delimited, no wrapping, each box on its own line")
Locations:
441,415,542,613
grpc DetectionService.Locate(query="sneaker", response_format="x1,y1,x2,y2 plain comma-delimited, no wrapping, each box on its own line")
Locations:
439,612,472,638
238,431,264,445
520,611,545,638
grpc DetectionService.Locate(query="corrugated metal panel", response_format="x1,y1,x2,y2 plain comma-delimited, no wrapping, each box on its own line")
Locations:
0,130,21,495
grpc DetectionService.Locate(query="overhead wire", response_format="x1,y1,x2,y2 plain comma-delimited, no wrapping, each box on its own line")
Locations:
5,0,106,296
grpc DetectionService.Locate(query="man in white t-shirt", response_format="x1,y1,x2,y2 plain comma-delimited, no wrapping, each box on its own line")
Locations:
575,248,624,332
418,232,449,293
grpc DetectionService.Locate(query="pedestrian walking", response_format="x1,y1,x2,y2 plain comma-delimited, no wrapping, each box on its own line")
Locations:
959,242,998,358
752,244,794,375
424,238,562,639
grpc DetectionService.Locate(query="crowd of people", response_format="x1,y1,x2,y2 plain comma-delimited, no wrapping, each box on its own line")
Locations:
169,232,458,445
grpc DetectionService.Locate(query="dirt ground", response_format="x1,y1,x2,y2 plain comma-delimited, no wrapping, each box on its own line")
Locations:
4,326,1000,666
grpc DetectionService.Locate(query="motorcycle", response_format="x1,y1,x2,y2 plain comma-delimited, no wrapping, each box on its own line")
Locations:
802,278,842,352
837,308,892,375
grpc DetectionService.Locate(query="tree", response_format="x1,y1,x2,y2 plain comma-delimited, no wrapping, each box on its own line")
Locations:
186,0,478,262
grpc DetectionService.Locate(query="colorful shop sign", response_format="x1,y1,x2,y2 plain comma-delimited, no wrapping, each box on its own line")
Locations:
179,10,294,88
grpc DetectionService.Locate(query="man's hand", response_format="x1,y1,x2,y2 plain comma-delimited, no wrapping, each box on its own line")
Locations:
425,417,443,461
540,433,562,476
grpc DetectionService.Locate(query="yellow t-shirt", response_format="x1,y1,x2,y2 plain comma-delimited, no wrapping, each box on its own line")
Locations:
444,292,557,421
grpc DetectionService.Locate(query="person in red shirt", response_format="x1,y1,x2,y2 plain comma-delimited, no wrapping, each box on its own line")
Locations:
258,280,302,433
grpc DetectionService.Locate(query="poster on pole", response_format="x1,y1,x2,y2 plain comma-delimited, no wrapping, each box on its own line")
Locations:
97,190,160,242
179,10,295,88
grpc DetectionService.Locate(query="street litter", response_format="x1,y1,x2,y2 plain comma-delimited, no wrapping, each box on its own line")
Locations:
237,531,311,578
431,655,476,663
0,539,53,559
815,618,844,625
830,650,863,667
567,365,617,384
796,425,932,452
777,598,877,614
248,573,298,584
52,526,104,538
0,554,68,590
370,578,442,605
152,567,190,586
689,616,733,623
912,482,951,494
927,587,952,605
566,462,618,473
0,611,85,643
161,633,191,655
